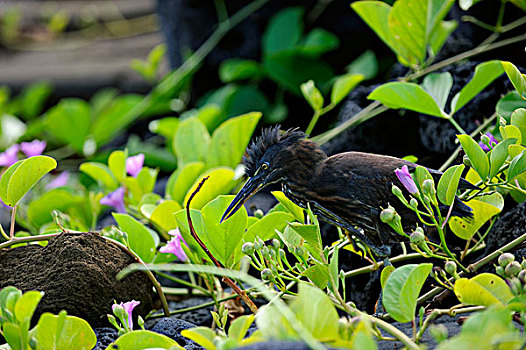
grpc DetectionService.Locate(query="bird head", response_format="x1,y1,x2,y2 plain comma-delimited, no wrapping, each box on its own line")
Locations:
220,126,306,223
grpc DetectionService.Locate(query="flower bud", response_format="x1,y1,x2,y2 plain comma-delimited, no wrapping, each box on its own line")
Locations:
509,277,522,295
254,238,264,250
481,134,491,148
261,268,272,281
392,185,403,197
521,259,526,269
518,269,526,281
495,266,505,277
462,155,472,168
261,246,270,258
498,253,515,267
410,228,425,244
380,208,395,223
271,239,281,249
269,248,276,259
499,116,507,127
254,209,264,219
505,261,522,277
241,242,255,256
279,249,286,260
445,261,457,275
410,198,418,209
422,179,436,196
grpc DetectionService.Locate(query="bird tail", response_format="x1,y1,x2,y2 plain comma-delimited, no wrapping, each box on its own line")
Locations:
439,197,473,219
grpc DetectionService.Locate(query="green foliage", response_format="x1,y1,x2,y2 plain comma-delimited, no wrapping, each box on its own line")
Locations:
130,44,167,84
382,263,433,323
0,156,57,207
107,330,184,350
32,311,96,350
113,213,158,263
454,273,514,307
437,164,464,206
352,0,456,67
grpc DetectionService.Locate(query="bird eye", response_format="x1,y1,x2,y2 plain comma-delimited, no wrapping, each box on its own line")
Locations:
261,162,269,170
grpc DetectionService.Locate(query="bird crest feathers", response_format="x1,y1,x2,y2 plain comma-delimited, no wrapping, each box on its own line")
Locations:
243,126,306,176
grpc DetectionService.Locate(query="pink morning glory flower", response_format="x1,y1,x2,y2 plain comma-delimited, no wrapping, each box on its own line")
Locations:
159,228,188,262
20,140,46,157
0,144,19,167
100,187,126,213
479,132,498,151
112,300,140,330
46,171,70,190
126,154,144,177
395,165,418,194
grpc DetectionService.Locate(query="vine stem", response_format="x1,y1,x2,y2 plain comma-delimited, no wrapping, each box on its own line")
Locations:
186,176,259,314
9,205,17,240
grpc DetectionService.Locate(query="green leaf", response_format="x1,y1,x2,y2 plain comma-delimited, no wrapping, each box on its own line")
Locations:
174,209,210,263
388,0,427,66
414,166,434,193
457,134,489,180
454,273,514,306
263,7,303,55
108,150,126,182
329,247,339,292
331,74,364,106
289,283,339,341
201,195,247,267
303,263,330,289
27,189,79,228
228,315,255,342
300,80,324,111
91,94,143,147
181,327,216,350
511,108,526,146
271,191,304,222
45,98,91,153
172,117,210,166
113,213,157,263
496,91,526,122
451,61,504,114
489,138,517,179
382,263,433,323
300,28,339,57
508,150,526,181
149,117,179,141
219,59,260,83
3,322,23,350
501,61,526,99
288,222,323,259
14,291,43,325
263,53,334,94
183,167,237,210
0,156,57,207
421,72,453,111
346,50,378,80
428,20,457,57
166,162,206,204
206,112,261,168
380,265,395,290
368,82,445,117
150,200,181,232
437,164,465,206
107,330,183,350
351,2,397,55
449,192,503,240
500,125,522,144
17,81,52,119
79,162,118,191
34,313,97,350
243,212,294,243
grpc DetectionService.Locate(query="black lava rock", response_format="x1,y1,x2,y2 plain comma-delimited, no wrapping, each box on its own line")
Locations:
148,317,201,350
93,327,119,350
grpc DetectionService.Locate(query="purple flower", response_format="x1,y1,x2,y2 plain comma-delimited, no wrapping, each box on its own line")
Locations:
479,132,498,151
20,140,46,157
0,144,19,167
112,300,140,330
126,154,144,177
100,187,126,213
395,165,418,194
159,228,188,262
46,171,70,189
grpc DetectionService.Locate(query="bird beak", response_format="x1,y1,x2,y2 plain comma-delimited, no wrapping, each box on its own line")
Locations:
221,176,262,223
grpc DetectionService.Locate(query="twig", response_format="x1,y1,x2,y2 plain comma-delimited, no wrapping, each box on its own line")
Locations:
9,205,17,240
186,177,259,313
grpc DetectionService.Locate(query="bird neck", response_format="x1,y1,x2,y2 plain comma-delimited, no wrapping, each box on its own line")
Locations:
281,140,326,186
